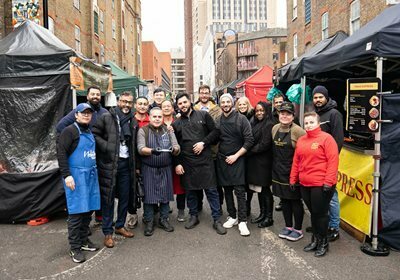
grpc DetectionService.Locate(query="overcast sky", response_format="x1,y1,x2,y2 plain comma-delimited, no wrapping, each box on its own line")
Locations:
141,0,185,52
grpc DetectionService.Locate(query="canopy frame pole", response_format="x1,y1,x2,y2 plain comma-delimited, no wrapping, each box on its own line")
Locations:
299,76,306,127
360,57,389,256
72,88,77,108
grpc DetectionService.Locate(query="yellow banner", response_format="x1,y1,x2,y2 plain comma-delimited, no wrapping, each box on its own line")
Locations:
337,147,373,235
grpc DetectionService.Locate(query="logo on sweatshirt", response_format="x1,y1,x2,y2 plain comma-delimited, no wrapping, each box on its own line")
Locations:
84,150,96,160
311,143,319,150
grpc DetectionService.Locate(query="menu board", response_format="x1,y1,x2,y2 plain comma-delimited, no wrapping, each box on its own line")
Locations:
346,78,381,133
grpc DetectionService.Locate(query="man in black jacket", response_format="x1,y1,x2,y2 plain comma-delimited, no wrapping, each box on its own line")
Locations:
172,93,226,235
92,91,138,248
313,85,344,242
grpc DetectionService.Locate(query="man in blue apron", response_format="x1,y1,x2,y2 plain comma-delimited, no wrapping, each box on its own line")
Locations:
57,103,101,263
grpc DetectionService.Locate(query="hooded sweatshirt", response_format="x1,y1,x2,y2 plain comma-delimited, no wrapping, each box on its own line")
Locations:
290,126,339,187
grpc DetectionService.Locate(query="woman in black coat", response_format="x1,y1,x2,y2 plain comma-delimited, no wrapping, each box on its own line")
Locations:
246,101,274,227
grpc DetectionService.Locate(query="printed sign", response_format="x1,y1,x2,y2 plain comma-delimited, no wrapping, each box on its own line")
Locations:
337,148,373,235
346,78,381,133
12,0,40,27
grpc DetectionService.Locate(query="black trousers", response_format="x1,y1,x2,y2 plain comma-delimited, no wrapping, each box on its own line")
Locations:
176,193,186,210
281,198,304,230
224,185,247,222
67,212,91,250
301,186,333,238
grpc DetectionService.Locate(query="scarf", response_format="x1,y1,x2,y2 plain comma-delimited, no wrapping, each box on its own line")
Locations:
116,107,133,141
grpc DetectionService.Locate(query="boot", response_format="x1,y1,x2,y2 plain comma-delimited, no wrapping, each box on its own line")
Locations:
258,190,274,228
314,237,329,257
303,234,318,252
144,220,154,236
251,193,265,224
246,190,253,217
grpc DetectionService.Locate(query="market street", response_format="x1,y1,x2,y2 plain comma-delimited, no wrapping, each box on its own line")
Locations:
0,200,399,280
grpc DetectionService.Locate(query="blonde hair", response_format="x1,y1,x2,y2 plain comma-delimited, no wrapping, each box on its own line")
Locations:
235,96,253,114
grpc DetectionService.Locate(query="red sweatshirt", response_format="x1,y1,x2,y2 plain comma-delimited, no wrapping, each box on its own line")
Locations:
290,126,339,187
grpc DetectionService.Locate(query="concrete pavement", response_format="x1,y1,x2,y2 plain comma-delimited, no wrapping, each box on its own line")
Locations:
0,199,399,280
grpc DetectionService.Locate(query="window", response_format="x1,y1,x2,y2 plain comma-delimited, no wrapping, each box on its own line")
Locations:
350,0,360,35
112,19,116,39
321,12,329,39
234,0,241,20
259,0,267,20
100,10,104,32
100,44,105,63
74,25,81,52
272,53,279,61
249,0,257,20
94,9,99,35
305,0,311,24
112,0,115,10
292,0,297,20
212,0,220,20
272,38,278,45
223,0,231,19
293,33,298,58
74,0,80,10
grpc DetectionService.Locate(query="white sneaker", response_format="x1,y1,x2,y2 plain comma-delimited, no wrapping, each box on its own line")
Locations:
238,222,250,236
223,217,238,228
126,213,138,229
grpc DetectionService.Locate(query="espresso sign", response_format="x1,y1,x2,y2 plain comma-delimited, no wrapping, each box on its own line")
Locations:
346,78,381,133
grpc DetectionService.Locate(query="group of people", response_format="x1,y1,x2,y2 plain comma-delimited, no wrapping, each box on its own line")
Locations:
56,83,344,263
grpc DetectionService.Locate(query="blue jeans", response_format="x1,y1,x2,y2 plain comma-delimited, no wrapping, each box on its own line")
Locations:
102,158,131,235
329,189,340,230
144,203,169,222
187,188,221,221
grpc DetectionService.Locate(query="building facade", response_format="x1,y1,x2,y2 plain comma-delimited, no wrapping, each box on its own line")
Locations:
286,0,398,61
184,0,194,97
171,48,186,97
1,0,142,77
215,28,287,88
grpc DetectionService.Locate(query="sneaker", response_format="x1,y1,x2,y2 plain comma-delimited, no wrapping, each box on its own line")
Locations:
185,215,200,229
213,220,227,235
158,219,174,232
238,222,250,236
81,239,99,251
275,203,282,211
223,217,238,229
278,227,293,239
328,228,340,242
177,209,185,222
69,249,86,263
286,229,304,241
126,213,138,229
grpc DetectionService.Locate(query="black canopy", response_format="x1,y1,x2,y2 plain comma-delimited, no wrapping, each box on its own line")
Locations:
303,4,400,77
277,31,348,83
0,20,74,77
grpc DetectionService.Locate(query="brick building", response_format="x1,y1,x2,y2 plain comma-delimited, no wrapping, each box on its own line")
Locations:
215,28,287,88
286,0,398,61
1,0,142,77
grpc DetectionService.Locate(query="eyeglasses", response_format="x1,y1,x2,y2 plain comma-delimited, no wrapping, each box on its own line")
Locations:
79,111,92,116
120,99,134,105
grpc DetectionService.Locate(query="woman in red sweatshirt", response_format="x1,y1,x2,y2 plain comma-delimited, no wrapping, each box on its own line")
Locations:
290,111,339,257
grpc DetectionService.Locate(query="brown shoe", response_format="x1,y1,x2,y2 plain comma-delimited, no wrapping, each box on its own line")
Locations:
104,234,114,248
115,227,134,238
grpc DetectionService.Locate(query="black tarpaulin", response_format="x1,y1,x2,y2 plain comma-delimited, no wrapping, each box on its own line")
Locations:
380,93,400,250
0,20,74,222
303,4,400,76
277,31,348,83
0,20,74,77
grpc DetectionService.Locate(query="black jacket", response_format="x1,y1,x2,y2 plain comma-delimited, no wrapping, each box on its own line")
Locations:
315,98,344,152
246,103,274,186
92,108,138,206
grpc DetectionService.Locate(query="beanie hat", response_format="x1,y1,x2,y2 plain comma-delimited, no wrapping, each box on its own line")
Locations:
312,85,329,99
220,93,234,103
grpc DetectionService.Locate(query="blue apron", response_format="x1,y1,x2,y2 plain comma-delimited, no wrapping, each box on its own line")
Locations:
63,123,100,214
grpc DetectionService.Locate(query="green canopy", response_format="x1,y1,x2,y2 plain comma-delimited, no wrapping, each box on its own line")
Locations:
106,60,147,96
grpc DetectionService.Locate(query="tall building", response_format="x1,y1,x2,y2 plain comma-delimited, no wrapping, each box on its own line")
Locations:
285,0,396,61
171,48,186,97
1,0,142,77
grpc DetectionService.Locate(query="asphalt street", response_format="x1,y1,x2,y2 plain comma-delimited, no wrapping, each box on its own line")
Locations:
0,198,399,280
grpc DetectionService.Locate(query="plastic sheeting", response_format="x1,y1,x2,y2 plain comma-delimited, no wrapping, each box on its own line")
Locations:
379,93,400,250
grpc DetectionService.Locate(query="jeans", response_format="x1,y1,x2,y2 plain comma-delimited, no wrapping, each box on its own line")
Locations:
67,212,91,250
187,188,221,221
224,185,247,222
301,187,333,238
144,203,169,222
329,189,340,230
102,158,131,235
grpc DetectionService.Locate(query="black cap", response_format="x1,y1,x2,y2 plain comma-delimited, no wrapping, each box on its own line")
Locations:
278,102,295,114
